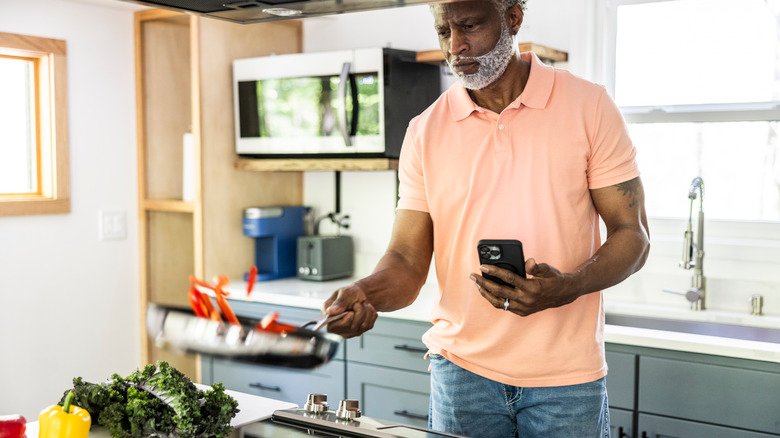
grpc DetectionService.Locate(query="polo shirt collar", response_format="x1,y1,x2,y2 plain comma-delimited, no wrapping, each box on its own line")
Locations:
448,52,555,121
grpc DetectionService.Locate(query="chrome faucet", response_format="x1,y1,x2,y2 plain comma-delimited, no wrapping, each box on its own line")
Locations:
663,177,706,310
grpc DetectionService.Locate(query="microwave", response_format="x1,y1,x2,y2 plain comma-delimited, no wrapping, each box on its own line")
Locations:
233,47,441,158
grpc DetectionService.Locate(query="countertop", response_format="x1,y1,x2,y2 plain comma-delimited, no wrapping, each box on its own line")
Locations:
220,278,780,364
23,384,296,438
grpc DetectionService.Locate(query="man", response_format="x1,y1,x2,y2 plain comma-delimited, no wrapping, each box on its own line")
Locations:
322,0,650,436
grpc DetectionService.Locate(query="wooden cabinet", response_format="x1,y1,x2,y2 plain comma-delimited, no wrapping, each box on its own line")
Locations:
134,9,303,380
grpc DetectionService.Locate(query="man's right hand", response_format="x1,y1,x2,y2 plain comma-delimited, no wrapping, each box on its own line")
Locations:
322,283,378,338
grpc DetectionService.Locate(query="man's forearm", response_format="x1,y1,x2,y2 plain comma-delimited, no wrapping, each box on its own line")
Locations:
353,250,429,312
567,225,650,298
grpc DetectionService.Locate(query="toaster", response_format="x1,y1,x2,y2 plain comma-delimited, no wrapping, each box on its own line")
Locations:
297,235,354,281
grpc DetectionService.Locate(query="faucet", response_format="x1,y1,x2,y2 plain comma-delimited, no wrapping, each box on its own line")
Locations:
663,177,706,310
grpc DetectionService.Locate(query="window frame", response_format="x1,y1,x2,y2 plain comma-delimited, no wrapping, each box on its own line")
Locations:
0,31,69,216
602,0,780,242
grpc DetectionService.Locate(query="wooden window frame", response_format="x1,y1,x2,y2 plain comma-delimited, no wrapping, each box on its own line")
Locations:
0,32,69,216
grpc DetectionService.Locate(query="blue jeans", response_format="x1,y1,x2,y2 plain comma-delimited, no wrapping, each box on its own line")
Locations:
428,354,610,438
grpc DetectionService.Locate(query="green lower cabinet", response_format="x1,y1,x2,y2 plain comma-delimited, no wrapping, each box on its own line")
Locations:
638,414,778,438
203,356,346,405
610,408,634,438
346,362,431,429
607,343,780,438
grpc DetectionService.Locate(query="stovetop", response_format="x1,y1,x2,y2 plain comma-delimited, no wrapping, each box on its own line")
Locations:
238,394,466,438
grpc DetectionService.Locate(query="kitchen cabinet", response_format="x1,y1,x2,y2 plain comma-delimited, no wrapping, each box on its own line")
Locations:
346,362,430,429
345,317,432,426
134,9,303,380
606,344,780,437
611,408,634,438
637,414,778,438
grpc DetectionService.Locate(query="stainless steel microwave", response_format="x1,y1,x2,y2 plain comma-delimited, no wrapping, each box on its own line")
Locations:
233,47,440,158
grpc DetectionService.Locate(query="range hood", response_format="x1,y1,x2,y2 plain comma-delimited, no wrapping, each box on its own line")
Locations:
118,0,440,24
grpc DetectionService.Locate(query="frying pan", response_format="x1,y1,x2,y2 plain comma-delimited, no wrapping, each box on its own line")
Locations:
146,304,341,369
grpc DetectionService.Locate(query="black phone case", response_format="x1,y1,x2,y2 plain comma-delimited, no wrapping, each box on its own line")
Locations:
477,239,526,287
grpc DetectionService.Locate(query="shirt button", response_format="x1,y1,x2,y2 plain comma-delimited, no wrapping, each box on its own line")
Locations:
498,124,505,130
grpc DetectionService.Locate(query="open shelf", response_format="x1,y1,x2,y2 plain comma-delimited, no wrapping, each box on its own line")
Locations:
417,42,568,64
235,158,399,172
143,199,195,213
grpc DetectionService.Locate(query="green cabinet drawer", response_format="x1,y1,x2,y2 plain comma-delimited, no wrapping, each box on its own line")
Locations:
226,300,345,360
346,362,430,429
208,356,345,406
638,414,779,438
639,356,780,434
610,407,634,438
606,350,636,410
346,317,431,372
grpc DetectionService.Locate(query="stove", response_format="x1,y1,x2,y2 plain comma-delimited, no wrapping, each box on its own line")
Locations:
239,393,467,438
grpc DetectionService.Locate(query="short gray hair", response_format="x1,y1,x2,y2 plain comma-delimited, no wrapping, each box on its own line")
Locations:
492,0,528,10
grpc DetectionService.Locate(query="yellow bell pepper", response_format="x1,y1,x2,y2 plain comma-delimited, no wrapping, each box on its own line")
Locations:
38,390,91,438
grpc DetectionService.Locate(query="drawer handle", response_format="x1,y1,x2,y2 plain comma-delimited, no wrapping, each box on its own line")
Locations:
393,410,428,421
393,344,428,354
249,382,281,392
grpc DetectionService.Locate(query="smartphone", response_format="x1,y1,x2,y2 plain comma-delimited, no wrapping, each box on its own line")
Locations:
477,239,526,288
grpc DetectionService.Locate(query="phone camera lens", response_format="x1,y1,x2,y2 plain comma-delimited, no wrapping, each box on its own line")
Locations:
479,246,489,254
490,250,500,257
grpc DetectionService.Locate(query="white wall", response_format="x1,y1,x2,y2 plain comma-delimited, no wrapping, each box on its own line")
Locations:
0,0,139,419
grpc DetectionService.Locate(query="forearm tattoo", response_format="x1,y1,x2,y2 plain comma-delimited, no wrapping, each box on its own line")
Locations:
615,178,642,208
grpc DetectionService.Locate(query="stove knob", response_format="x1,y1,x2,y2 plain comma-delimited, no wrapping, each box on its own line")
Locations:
335,399,361,420
304,393,328,414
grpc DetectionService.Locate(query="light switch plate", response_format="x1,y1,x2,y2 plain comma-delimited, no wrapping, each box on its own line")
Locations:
99,210,127,241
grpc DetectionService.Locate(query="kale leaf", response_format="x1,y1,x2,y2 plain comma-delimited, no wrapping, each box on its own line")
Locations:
60,361,238,438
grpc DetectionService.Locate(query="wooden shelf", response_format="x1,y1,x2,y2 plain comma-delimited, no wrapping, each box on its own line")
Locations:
143,199,195,213
417,42,568,64
235,158,399,172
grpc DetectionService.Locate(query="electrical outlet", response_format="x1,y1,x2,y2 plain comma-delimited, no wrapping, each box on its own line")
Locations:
99,210,127,241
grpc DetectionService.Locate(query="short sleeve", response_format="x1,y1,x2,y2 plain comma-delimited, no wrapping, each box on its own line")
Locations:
396,118,429,213
586,87,640,189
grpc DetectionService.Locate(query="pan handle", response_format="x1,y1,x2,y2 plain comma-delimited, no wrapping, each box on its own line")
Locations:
393,344,428,354
249,382,282,392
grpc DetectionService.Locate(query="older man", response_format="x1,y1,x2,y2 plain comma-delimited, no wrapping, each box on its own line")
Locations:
323,1,650,436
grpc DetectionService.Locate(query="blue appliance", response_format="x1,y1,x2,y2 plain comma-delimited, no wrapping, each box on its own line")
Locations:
243,206,307,281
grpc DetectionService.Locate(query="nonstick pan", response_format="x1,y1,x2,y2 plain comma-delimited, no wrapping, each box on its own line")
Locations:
146,304,341,369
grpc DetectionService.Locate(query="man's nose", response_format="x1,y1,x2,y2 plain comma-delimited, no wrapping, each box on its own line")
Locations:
449,29,468,56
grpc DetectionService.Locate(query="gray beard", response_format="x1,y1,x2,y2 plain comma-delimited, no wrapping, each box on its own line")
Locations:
447,24,515,90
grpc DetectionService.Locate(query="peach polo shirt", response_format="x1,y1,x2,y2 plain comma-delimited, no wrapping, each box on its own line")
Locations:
397,52,639,387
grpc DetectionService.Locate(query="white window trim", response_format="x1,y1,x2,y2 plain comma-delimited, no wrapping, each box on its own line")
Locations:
0,31,69,216
600,0,780,245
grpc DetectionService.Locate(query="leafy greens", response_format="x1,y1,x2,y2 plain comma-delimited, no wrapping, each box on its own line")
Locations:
59,361,239,437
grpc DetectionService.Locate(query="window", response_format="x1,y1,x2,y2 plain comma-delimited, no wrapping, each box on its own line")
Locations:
605,0,780,223
0,32,69,216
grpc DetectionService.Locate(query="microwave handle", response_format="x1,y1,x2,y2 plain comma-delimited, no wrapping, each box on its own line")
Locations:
349,73,359,139
338,62,353,147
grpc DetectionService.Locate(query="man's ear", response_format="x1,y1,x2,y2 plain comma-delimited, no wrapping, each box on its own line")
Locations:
508,5,523,35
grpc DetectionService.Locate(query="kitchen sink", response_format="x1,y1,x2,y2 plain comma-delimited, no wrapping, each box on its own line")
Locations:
605,313,780,343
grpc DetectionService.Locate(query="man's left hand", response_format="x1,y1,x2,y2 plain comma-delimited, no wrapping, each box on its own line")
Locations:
470,259,581,316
